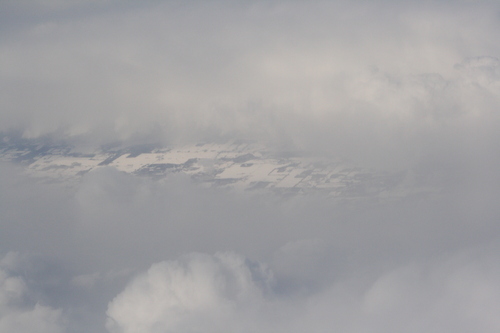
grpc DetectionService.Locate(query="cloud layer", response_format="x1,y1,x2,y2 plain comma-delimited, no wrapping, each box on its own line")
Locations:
1,0,499,332
1,0,499,168
1,154,500,332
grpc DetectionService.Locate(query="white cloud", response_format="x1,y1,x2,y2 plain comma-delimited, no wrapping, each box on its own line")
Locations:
106,252,274,333
107,246,500,333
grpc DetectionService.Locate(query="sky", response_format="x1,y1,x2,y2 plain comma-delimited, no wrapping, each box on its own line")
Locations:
1,0,500,332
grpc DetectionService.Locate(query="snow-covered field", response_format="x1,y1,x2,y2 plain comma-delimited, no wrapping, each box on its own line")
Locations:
0,138,432,199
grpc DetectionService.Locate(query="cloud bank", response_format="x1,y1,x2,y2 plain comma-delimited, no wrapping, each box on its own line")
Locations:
1,0,499,168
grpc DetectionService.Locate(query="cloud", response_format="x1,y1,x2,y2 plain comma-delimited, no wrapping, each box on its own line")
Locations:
106,252,275,333
0,253,66,333
358,251,500,333
0,1,499,332
0,0,499,167
312,244,500,333
2,153,500,279
107,246,500,333
2,145,500,332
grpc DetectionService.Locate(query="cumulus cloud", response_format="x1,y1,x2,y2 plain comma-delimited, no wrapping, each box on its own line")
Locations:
106,252,275,333
107,246,500,333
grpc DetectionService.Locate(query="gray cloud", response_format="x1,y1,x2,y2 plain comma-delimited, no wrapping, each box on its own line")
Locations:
2,153,500,331
1,0,499,332
1,1,499,167
0,253,66,333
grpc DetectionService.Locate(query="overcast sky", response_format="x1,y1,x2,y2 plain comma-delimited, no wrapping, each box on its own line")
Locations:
1,1,500,333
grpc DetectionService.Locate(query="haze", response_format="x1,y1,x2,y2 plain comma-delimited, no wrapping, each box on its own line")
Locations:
1,1,499,332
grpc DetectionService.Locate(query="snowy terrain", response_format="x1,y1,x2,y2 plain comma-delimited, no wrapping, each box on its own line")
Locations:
0,134,433,200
